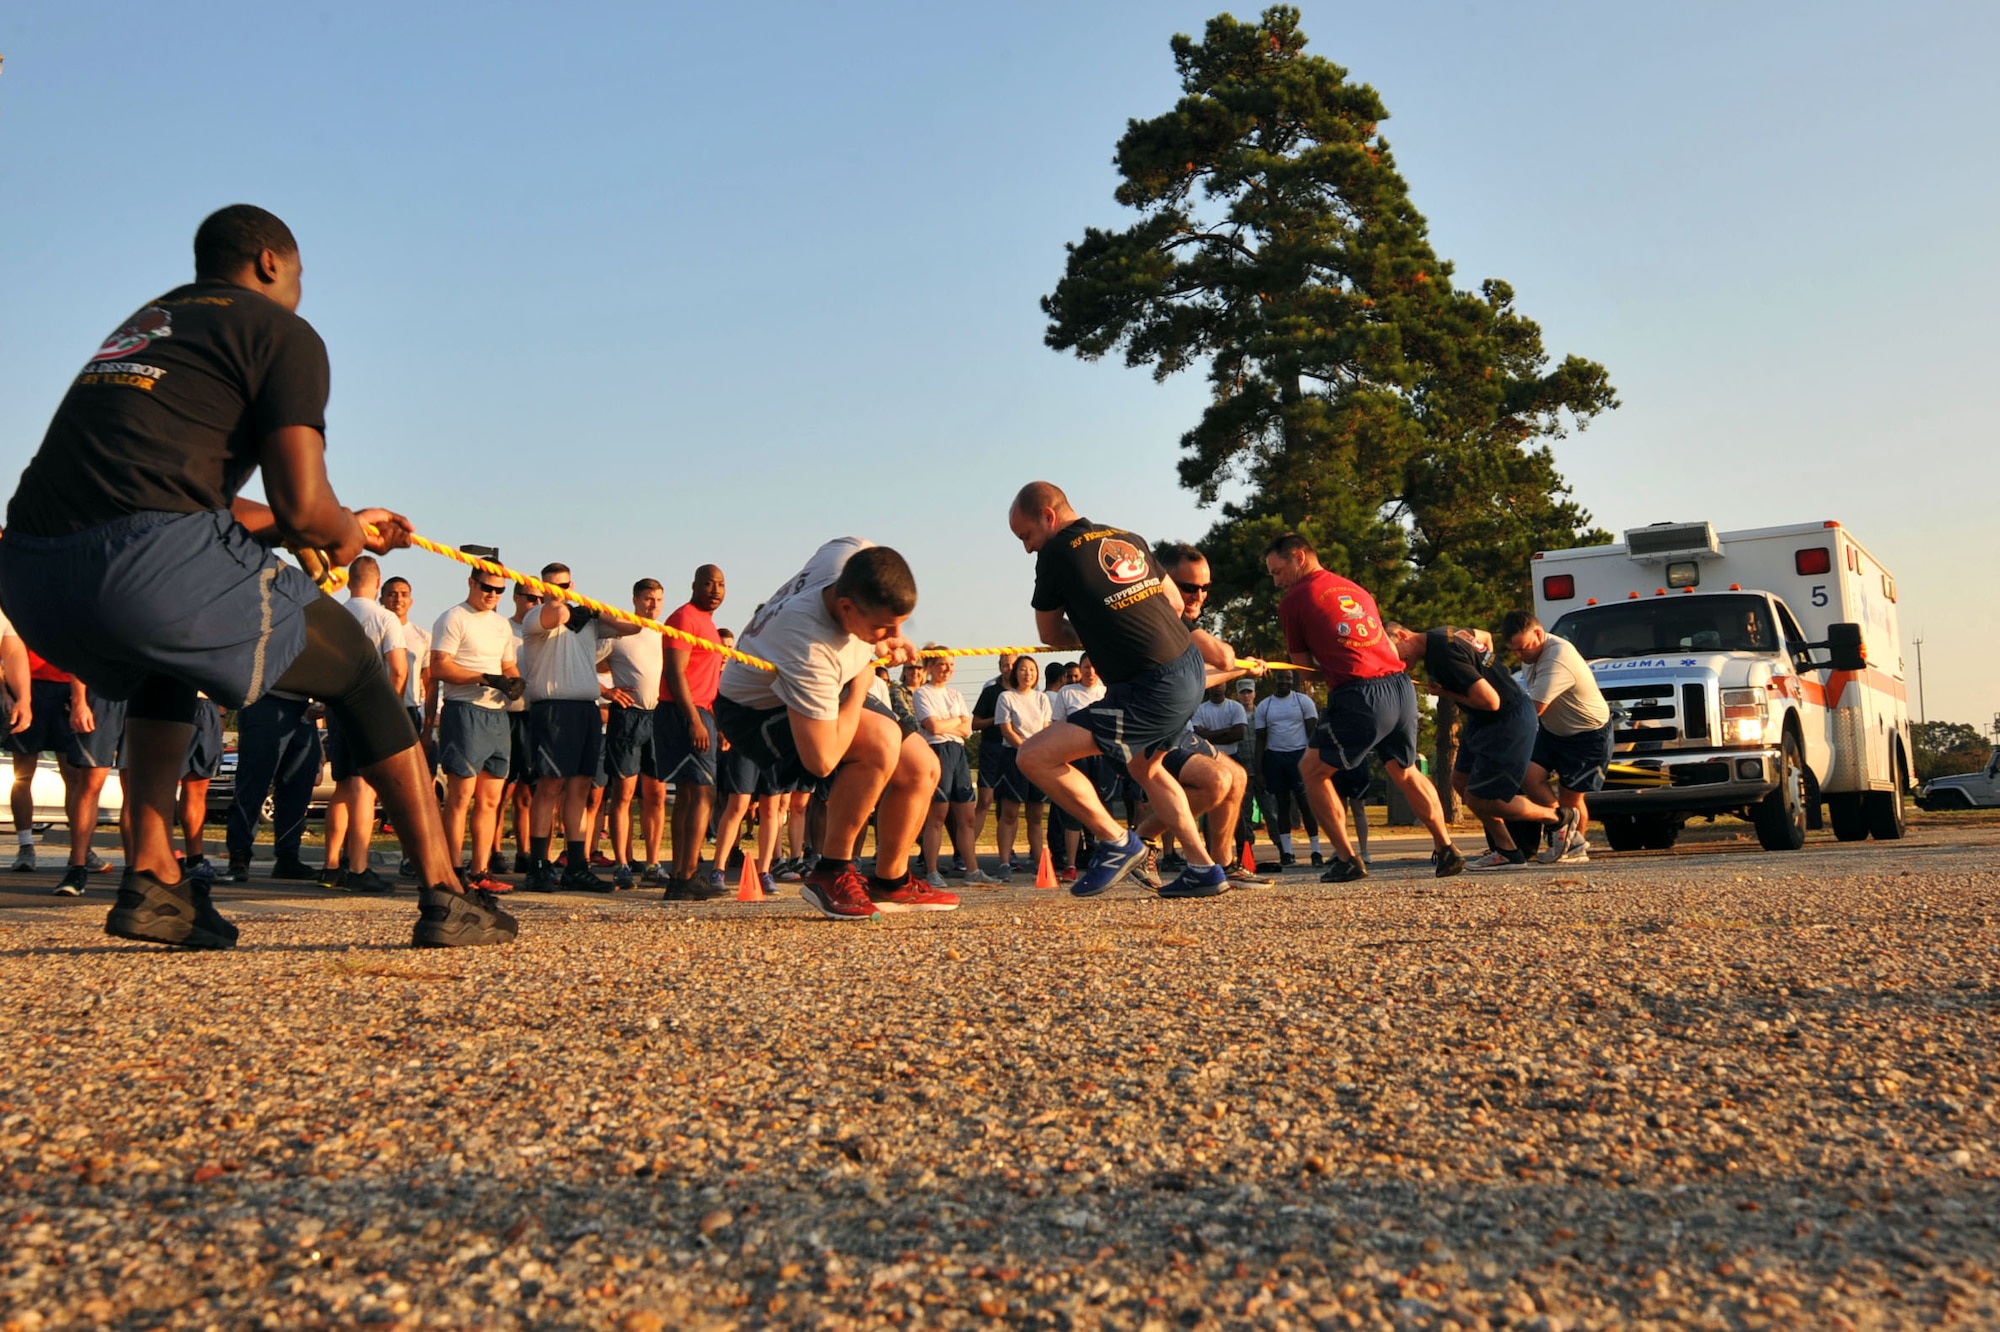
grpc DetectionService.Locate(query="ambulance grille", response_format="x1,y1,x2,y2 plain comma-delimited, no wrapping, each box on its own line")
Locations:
1681,684,1711,740
1603,684,1678,745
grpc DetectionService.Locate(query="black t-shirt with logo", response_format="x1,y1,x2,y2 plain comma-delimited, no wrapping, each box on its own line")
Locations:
1031,518,1191,684
7,280,330,537
1424,628,1526,729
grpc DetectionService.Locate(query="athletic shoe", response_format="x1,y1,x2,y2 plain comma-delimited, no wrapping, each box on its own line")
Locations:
1227,864,1273,886
589,852,615,868
1467,849,1526,871
993,864,1014,883
225,853,250,884
269,856,319,881
317,866,348,891
1073,830,1146,898
522,861,556,893
962,868,1003,887
1552,832,1591,865
640,862,664,886
1278,851,1298,868
53,865,89,897
1059,867,1078,886
760,871,776,897
106,869,236,950
867,874,960,913
1158,850,1188,873
411,885,517,948
1132,843,1162,892
612,863,636,891
1159,863,1228,899
662,874,728,903
925,870,948,890
464,868,512,895
83,850,112,873
399,858,417,879
1009,856,1034,876
706,868,728,893
10,845,34,872
775,858,805,884
1310,851,1324,868
1433,845,1466,878
183,855,217,883
801,863,879,920
511,852,532,874
1320,857,1368,884
947,856,968,878
346,867,396,895
561,861,614,893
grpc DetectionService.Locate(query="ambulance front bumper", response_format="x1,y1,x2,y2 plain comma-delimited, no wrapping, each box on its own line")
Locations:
1593,748,1780,811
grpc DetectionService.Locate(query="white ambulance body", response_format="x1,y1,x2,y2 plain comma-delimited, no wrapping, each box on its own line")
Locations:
1530,520,1909,852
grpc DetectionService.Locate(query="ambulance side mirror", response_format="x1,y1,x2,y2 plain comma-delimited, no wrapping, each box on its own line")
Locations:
1824,622,1866,673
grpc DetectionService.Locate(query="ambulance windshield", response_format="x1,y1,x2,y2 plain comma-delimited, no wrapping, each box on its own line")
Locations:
1552,594,1777,659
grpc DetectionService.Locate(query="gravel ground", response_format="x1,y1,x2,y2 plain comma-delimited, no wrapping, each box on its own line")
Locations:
2,823,1996,1331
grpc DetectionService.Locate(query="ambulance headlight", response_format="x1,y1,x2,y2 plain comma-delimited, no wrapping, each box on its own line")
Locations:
1720,689,1766,745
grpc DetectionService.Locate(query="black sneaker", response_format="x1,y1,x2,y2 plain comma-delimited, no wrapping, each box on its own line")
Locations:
398,858,417,879
511,851,532,874
611,863,635,891
522,860,556,893
106,870,237,949
1310,851,1324,867
411,885,518,948
1433,845,1466,878
560,861,614,893
1278,851,1298,868
269,856,320,881
662,873,728,903
1320,857,1369,884
1159,851,1188,873
347,867,395,895
318,865,347,891
53,864,89,897
226,853,250,883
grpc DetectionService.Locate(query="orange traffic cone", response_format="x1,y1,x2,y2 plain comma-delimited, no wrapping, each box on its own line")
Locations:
737,854,765,902
1034,846,1058,890
1241,841,1257,874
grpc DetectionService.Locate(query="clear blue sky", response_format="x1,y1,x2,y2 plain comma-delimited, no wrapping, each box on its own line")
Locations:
3,2,1994,724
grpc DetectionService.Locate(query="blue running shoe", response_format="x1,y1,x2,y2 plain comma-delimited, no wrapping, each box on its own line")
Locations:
1159,862,1228,899
1072,830,1145,898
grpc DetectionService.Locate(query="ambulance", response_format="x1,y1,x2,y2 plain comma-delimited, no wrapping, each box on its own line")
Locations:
1529,521,1908,853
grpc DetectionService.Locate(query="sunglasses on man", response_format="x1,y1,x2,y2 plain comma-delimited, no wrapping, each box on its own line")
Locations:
475,582,505,595
1174,579,1211,598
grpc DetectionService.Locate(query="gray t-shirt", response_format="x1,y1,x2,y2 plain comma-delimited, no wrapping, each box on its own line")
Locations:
1524,635,1611,737
520,606,612,703
719,537,881,720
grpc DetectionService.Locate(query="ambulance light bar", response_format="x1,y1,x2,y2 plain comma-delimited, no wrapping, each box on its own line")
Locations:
1624,522,1721,563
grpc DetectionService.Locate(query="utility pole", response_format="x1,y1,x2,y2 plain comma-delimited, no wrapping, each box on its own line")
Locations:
1913,632,1926,725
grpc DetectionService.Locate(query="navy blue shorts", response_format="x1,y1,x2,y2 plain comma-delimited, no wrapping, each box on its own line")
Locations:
440,701,511,779
656,705,718,788
1531,721,1614,795
716,740,777,798
1333,760,1373,801
67,694,126,769
1261,747,1309,796
9,679,77,760
1453,693,1540,802
1067,643,1207,765
530,699,603,781
506,710,531,785
1316,673,1419,772
184,699,224,780
713,693,900,799
0,509,317,707
993,746,1043,805
1164,733,1218,781
976,739,1005,791
605,704,657,781
931,741,974,804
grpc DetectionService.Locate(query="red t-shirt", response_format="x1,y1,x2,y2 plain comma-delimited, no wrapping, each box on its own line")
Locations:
664,602,722,710
25,650,72,685
1278,569,1404,687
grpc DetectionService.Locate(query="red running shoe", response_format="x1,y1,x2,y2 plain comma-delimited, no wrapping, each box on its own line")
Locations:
1058,867,1077,886
589,852,616,868
464,867,513,895
867,873,961,914
800,863,879,921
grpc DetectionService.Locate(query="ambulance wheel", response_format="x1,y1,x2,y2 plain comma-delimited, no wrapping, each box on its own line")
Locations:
1753,732,1808,851
1826,793,1869,842
1639,817,1681,851
1865,755,1907,840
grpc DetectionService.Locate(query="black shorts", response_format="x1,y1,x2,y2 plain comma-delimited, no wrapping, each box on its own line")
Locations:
183,698,225,780
931,741,974,804
993,746,1043,805
9,679,76,759
1531,722,1614,795
1315,673,1419,772
506,710,532,785
68,695,126,769
1260,747,1308,796
976,740,1005,791
440,701,510,779
1452,693,1539,802
604,704,658,781
1333,761,1373,801
1066,643,1206,765
656,705,718,788
323,708,360,782
531,699,603,781
1163,733,1218,781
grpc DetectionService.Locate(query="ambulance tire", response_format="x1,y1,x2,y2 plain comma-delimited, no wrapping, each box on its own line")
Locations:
1864,755,1907,841
1639,818,1681,851
1599,815,1646,853
1753,731,1809,851
1826,793,1869,843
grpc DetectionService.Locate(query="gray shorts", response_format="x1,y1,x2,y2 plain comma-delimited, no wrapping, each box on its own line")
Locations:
439,701,511,779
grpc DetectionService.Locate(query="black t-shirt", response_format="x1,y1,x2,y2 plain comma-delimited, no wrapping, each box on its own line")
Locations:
1424,629,1526,728
972,675,1006,754
7,280,331,537
1030,518,1191,684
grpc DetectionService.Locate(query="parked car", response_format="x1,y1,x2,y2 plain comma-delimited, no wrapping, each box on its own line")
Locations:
205,743,338,820
1916,748,2000,810
28,756,122,829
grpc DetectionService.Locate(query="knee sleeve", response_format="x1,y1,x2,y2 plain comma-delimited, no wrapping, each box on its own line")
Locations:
270,597,417,769
128,673,200,725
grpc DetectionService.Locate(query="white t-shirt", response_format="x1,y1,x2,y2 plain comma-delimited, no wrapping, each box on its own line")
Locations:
520,606,612,703
913,683,970,746
605,631,663,710
1524,635,1611,736
1052,679,1105,723
994,689,1054,748
1193,698,1248,755
432,602,518,710
1254,691,1319,753
400,621,430,709
719,537,881,720
345,595,406,689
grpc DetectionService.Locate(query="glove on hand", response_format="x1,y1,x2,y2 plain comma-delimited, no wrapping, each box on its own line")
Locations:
565,602,598,633
481,673,526,702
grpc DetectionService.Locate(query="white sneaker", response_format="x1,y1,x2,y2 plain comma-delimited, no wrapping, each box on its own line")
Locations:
962,869,1003,886
1534,837,1566,865
1466,849,1525,871
11,845,34,872
1555,833,1591,864
84,850,112,873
